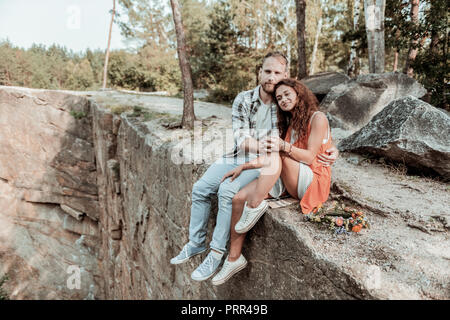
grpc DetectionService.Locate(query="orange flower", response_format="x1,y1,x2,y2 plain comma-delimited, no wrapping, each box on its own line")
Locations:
352,213,356,219
335,217,344,227
352,224,363,233
356,211,363,217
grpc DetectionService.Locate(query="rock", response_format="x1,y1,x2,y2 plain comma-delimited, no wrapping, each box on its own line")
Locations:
110,224,122,240
60,204,85,221
107,159,120,182
63,215,98,237
330,128,353,143
193,89,209,100
301,72,350,101
339,96,450,180
320,72,427,131
0,86,99,220
0,180,103,299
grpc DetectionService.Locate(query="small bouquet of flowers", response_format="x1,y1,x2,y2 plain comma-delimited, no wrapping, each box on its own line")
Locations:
304,202,370,235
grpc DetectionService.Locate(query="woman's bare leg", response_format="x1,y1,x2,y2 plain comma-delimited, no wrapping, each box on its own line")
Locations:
246,152,282,208
280,155,300,199
228,152,282,262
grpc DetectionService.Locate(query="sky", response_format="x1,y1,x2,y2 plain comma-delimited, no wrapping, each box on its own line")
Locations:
0,0,128,54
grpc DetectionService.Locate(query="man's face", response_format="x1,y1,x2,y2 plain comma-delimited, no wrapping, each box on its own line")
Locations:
259,57,288,94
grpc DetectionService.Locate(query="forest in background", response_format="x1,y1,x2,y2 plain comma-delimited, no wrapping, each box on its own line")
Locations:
0,0,447,110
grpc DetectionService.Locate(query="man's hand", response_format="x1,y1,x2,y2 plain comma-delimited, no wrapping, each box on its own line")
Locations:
317,145,339,167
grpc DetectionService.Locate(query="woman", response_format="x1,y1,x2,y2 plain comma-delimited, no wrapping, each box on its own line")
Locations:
211,78,333,285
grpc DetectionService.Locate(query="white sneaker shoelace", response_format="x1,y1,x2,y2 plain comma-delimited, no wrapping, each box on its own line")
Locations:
178,245,189,259
217,260,232,277
198,254,215,273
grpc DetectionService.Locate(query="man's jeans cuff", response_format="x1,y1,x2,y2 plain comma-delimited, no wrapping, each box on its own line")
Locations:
210,245,226,255
188,239,205,248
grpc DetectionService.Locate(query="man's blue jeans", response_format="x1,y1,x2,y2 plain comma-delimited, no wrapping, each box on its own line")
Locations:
188,155,260,253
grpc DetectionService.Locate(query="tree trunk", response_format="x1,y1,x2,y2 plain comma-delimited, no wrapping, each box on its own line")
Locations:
286,40,292,76
309,8,323,75
393,29,400,71
170,0,195,129
102,0,115,90
5,69,11,86
393,51,399,71
429,32,440,55
347,0,361,77
296,0,307,79
364,0,386,73
403,0,420,77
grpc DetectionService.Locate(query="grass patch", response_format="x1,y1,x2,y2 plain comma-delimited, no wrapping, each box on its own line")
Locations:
108,105,133,115
102,102,180,125
127,106,176,123
0,274,9,300
70,110,87,119
144,111,177,123
379,158,408,177
130,105,144,117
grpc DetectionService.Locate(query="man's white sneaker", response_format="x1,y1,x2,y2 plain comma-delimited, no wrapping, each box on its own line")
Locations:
191,250,223,281
235,200,269,234
211,254,247,286
170,242,207,265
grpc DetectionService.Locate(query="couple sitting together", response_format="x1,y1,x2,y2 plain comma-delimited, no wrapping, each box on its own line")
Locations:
170,52,338,285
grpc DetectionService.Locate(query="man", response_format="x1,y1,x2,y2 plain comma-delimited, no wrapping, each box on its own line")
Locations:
170,52,338,281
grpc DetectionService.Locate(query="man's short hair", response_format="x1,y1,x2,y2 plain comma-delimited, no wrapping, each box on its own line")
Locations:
262,51,289,72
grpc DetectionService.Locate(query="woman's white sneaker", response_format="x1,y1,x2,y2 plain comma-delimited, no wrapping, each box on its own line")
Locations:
235,200,269,234
211,254,247,286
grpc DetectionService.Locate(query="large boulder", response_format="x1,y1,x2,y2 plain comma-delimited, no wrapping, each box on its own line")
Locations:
301,72,350,101
321,72,427,131
339,96,450,180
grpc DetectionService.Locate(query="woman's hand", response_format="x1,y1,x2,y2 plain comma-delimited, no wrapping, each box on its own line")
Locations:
317,145,339,167
221,165,244,182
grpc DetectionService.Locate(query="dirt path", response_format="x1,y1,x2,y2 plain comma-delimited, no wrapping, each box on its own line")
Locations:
75,89,232,122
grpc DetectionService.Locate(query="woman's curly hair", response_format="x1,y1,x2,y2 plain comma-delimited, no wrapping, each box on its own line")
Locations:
273,78,320,146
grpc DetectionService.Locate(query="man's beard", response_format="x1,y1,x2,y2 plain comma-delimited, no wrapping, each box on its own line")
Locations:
261,82,275,94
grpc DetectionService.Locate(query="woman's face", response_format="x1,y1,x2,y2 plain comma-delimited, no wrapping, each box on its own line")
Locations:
275,85,298,112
